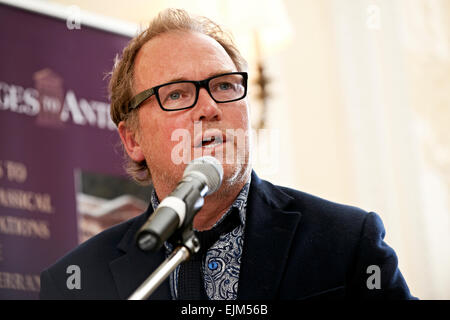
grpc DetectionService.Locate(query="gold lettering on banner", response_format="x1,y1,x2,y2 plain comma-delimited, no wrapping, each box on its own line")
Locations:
0,160,27,183
0,272,40,292
4,160,27,183
0,216,50,239
0,188,54,214
0,160,55,214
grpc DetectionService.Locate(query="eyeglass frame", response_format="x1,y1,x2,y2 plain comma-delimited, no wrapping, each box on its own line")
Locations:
127,71,248,112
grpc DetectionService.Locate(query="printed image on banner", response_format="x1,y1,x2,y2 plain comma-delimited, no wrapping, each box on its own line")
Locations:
75,170,151,244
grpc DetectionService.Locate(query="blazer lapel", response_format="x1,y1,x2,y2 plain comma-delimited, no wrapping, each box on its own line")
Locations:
109,207,172,300
238,171,302,299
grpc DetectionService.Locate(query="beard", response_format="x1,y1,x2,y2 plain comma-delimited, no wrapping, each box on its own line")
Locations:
210,159,251,202
148,147,251,202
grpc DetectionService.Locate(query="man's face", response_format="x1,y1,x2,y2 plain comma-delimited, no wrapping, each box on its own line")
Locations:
128,31,251,197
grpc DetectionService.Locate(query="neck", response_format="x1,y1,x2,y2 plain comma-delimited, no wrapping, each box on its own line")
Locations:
193,166,251,230
192,184,242,231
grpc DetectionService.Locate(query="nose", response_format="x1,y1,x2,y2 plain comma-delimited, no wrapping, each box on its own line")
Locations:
190,88,222,122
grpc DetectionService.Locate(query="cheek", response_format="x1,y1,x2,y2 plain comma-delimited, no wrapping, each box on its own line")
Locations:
143,118,192,167
138,110,176,158
146,125,181,155
227,103,250,130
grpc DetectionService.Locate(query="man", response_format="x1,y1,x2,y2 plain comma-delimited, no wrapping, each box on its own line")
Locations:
40,9,416,300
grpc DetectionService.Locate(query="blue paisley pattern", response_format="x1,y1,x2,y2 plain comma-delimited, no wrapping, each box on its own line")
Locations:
203,225,246,299
151,179,250,300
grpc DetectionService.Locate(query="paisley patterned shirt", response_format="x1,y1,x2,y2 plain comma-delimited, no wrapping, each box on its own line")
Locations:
150,179,250,300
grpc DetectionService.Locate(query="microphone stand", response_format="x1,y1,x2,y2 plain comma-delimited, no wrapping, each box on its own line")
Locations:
127,227,200,300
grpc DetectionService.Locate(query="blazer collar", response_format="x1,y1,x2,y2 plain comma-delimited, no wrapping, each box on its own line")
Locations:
238,171,302,299
109,206,172,300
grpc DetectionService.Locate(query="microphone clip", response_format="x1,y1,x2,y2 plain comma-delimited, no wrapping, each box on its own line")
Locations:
128,219,201,300
168,220,201,256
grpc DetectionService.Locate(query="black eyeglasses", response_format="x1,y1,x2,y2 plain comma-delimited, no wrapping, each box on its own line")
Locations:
128,72,248,112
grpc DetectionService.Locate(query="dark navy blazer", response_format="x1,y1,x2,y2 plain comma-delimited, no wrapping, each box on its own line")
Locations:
40,171,416,300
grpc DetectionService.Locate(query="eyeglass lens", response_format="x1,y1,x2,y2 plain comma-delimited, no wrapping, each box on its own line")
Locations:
158,73,245,110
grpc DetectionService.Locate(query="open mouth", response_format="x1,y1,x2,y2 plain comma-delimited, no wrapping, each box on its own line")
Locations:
201,135,223,148
194,129,226,149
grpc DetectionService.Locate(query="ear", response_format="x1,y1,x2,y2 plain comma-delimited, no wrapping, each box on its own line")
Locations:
118,121,145,162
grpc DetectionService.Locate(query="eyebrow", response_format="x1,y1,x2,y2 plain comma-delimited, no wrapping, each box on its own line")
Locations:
165,70,235,83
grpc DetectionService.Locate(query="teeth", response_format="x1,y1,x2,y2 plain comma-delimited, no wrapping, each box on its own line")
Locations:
202,137,223,148
195,132,224,148
202,141,220,148
202,137,214,143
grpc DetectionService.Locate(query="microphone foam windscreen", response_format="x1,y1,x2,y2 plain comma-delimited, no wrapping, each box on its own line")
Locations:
184,156,224,194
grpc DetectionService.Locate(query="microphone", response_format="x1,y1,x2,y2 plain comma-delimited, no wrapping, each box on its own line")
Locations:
136,156,223,252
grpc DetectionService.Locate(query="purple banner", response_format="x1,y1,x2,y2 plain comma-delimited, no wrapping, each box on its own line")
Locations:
0,4,134,299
